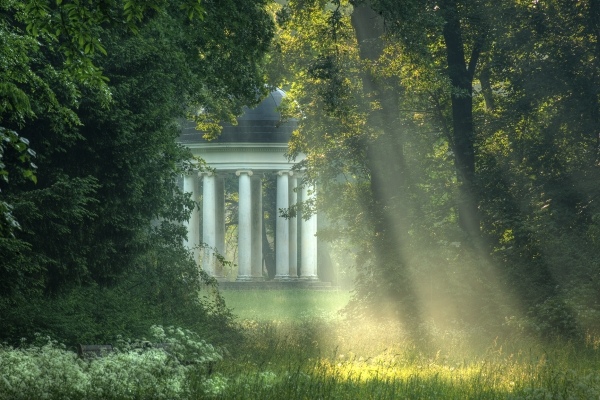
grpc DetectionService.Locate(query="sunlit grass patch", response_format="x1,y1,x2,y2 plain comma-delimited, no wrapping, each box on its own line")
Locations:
215,334,600,399
216,291,600,400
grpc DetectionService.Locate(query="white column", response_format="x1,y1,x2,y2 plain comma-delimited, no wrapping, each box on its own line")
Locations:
215,176,225,278
275,170,292,280
183,172,200,265
201,172,216,276
289,175,298,278
251,175,264,280
237,170,253,281
301,182,318,280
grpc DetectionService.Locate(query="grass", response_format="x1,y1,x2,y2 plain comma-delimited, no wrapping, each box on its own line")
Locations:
5,289,600,398
220,288,352,322
215,288,600,399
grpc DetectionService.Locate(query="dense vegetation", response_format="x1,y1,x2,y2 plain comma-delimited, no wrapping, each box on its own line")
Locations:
3,291,600,399
0,0,273,344
1,0,600,398
271,0,600,340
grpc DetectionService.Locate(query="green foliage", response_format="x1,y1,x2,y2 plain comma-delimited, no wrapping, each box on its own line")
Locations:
189,0,274,139
0,0,274,347
0,0,273,236
146,325,223,367
0,337,88,399
505,297,581,340
271,0,600,341
0,0,131,235
270,0,375,265
0,222,239,347
0,326,224,400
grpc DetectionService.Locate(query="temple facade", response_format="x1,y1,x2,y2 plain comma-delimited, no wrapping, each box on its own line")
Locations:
179,89,318,281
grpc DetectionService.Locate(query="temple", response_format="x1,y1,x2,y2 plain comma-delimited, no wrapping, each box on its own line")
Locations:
179,89,318,281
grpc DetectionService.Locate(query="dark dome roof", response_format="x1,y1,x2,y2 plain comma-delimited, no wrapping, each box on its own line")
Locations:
179,89,296,144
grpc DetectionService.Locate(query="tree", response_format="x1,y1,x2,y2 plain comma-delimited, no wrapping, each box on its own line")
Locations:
358,0,493,240
0,0,274,343
0,0,209,237
271,0,426,322
474,0,600,333
271,0,600,337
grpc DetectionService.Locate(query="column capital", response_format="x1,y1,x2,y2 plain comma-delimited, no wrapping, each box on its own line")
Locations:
198,170,214,177
276,170,294,177
236,170,253,177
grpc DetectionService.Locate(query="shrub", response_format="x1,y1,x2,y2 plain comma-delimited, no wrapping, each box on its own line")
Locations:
0,336,88,399
0,326,225,399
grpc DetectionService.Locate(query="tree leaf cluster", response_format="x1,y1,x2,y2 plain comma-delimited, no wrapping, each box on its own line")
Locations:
0,0,273,344
271,0,600,339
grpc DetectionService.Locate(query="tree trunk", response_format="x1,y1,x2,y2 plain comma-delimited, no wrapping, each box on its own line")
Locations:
440,0,481,239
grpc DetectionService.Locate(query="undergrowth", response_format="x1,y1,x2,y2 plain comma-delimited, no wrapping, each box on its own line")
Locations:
2,289,600,399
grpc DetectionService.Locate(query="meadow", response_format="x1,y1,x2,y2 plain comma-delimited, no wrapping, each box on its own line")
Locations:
2,289,600,399
220,288,352,322
217,289,600,399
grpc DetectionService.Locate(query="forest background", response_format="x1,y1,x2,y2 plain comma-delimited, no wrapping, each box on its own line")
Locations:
1,0,599,350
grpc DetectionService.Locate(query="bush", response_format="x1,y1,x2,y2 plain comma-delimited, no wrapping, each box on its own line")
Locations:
504,296,582,340
0,326,226,400
0,336,88,399
0,252,239,348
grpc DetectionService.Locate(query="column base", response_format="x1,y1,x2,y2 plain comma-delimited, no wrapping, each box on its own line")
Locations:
236,275,252,282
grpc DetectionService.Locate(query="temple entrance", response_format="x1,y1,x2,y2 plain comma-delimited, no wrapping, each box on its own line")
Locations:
179,89,321,282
